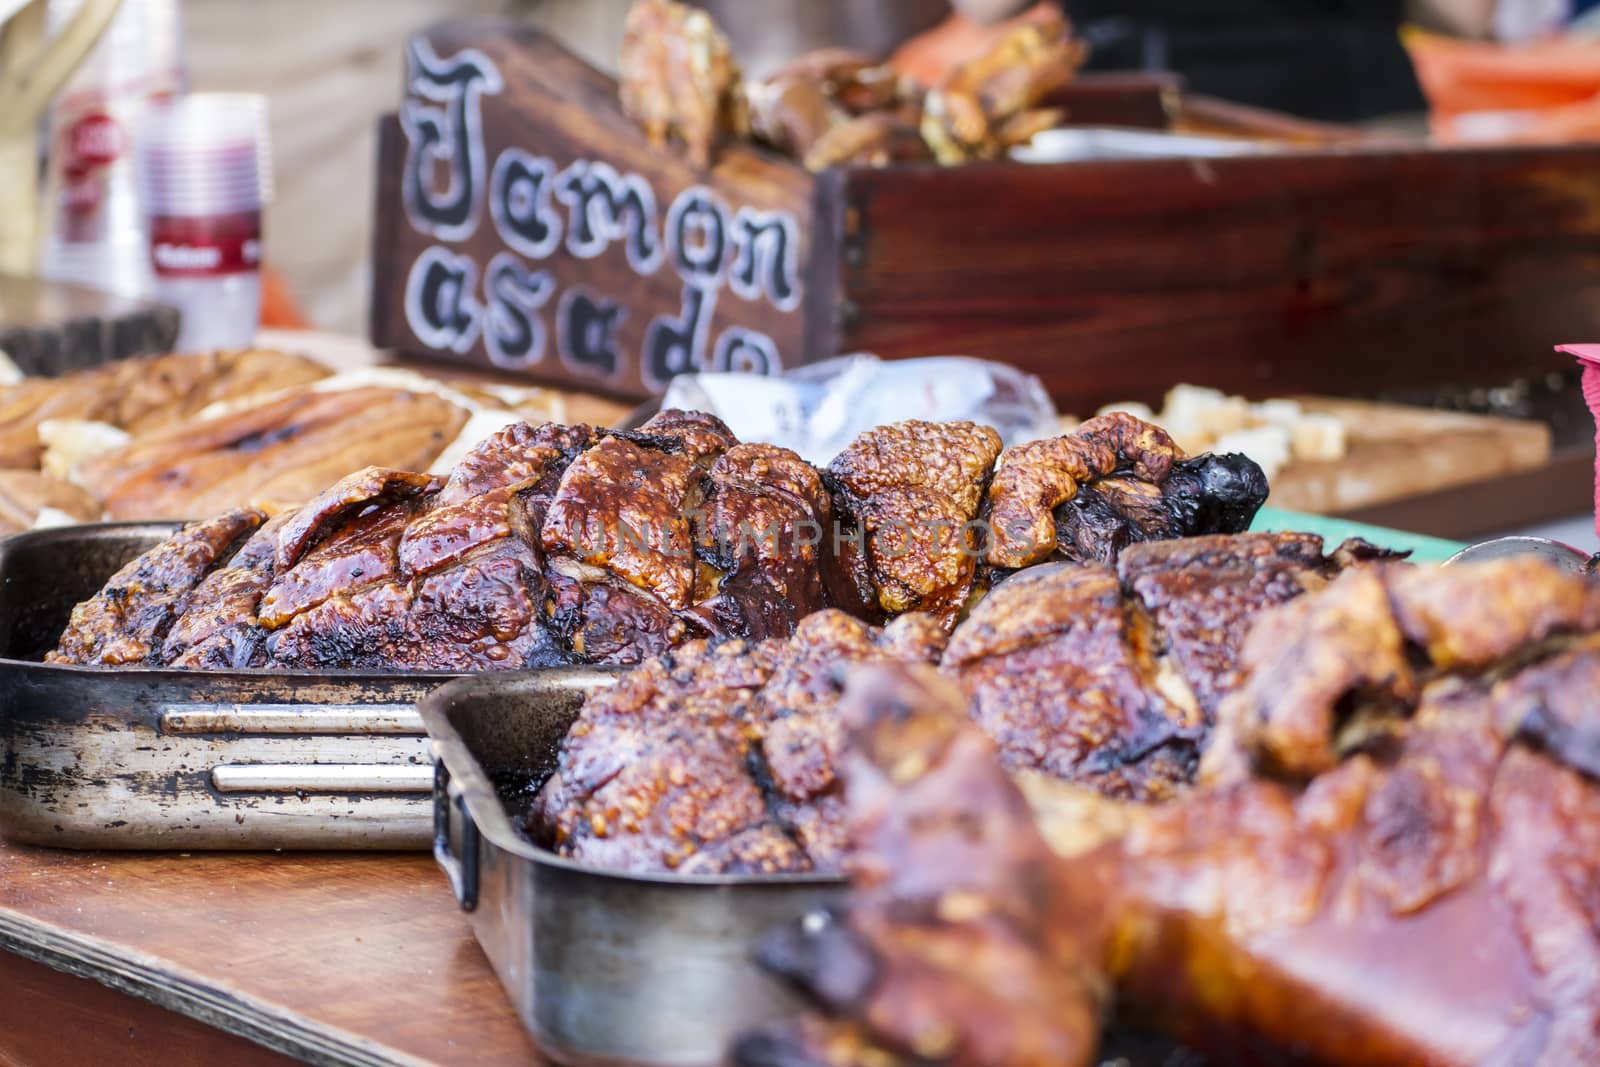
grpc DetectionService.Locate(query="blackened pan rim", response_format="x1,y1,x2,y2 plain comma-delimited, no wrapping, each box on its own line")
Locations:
0,657,472,682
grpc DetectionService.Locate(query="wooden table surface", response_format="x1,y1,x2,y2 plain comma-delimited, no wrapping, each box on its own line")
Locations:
0,843,541,1066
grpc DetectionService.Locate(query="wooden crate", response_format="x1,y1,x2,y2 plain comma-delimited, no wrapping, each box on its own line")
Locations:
371,19,1600,410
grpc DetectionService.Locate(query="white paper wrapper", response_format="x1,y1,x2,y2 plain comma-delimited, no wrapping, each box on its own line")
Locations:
659,355,1059,464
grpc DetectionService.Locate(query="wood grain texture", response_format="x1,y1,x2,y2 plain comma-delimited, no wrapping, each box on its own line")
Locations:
1334,441,1598,541
370,23,1600,416
371,21,819,400
1044,72,1179,131
1173,94,1373,145
0,843,542,1066
1269,397,1552,516
834,144,1600,411
0,950,300,1067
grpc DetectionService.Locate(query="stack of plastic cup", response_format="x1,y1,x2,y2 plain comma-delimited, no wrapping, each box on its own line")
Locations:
38,0,186,297
140,93,271,352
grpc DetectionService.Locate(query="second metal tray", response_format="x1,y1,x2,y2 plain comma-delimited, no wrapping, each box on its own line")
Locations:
0,523,463,850
423,672,844,1067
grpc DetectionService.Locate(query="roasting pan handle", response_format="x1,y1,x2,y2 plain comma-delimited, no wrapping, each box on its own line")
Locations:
432,760,480,912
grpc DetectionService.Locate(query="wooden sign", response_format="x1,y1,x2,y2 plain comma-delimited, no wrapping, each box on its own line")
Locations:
373,20,1600,409
371,19,825,399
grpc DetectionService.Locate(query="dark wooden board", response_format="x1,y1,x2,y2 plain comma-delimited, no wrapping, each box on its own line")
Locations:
1045,72,1180,130
0,842,542,1066
371,19,820,400
830,144,1600,411
1174,94,1371,145
0,950,300,1067
369,19,1600,412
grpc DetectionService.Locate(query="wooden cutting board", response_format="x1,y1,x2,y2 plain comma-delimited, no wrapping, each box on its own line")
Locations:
1268,397,1552,516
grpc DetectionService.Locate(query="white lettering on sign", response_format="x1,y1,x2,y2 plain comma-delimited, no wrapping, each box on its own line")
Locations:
729,207,801,312
489,148,562,260
712,326,783,375
483,251,556,369
400,38,503,242
643,283,717,391
553,160,663,274
556,286,628,380
396,43,804,392
665,185,729,290
404,245,483,354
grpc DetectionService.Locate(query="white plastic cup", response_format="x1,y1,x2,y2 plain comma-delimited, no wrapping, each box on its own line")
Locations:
38,0,186,297
140,93,271,352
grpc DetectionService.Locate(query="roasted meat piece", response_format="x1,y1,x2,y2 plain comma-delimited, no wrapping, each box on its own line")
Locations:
48,413,824,670
920,12,1081,164
531,611,949,874
1116,532,1393,721
540,410,733,616
986,412,1269,569
947,562,1199,803
1204,557,1600,783
767,49,905,117
159,510,292,669
747,48,928,170
532,532,1375,871
75,386,470,521
50,508,272,667
819,414,1266,625
744,559,1600,1067
50,411,1265,672
0,469,99,535
748,74,837,159
617,0,1078,169
944,533,1383,801
618,0,749,169
0,348,329,470
735,664,1116,1067
0,350,580,522
801,112,932,172
689,442,838,640
826,419,1002,625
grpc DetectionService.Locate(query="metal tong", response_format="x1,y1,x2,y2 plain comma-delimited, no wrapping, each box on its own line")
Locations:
1444,535,1598,575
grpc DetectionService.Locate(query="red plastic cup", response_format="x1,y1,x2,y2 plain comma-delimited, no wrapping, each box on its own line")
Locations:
140,93,271,351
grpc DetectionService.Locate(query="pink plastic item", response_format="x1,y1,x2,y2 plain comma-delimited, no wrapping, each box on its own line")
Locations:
1556,344,1600,537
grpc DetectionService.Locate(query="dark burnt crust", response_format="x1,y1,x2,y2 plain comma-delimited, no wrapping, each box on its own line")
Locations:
49,411,1269,671
531,612,949,875
534,533,1383,874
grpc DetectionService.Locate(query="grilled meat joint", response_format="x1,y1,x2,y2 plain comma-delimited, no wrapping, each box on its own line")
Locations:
739,559,1600,1067
618,0,1083,170
533,531,1390,874
0,348,582,526
0,348,334,532
0,348,331,471
49,410,1267,673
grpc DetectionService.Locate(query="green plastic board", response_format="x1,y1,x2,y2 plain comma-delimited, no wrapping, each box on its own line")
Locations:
1250,506,1464,563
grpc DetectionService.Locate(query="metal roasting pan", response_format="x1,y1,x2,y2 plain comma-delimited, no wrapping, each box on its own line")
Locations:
0,523,474,850
423,675,1203,1067
422,672,846,1067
